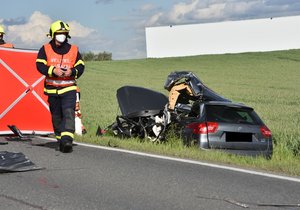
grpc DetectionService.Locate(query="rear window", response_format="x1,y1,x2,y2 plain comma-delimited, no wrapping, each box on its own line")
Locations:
205,105,261,125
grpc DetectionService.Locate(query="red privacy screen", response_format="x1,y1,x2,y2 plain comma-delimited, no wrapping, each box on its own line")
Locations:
0,47,53,135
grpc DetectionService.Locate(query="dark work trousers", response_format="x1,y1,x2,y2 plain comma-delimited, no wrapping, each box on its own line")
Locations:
47,90,76,143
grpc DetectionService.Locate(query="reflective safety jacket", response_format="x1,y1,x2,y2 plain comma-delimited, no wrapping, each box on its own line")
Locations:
0,43,14,48
44,43,77,87
36,41,85,95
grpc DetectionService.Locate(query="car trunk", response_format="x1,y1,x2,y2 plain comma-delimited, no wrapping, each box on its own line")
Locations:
207,123,269,150
204,103,270,151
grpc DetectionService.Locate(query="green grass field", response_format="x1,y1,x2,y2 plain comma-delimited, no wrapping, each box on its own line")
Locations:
76,49,300,177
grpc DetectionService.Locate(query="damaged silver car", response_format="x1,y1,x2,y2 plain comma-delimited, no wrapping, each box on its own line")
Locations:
108,71,273,158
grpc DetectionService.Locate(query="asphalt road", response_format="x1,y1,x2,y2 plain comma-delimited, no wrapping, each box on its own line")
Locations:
0,136,299,210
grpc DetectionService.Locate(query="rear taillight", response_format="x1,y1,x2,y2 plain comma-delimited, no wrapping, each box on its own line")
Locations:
260,125,272,138
186,122,218,134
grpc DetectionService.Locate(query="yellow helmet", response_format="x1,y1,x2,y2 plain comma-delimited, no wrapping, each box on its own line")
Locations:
0,25,5,34
48,20,70,38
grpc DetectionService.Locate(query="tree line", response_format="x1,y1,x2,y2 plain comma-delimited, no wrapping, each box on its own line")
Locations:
82,51,112,61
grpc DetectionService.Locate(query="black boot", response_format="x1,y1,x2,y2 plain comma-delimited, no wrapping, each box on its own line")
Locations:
59,140,73,153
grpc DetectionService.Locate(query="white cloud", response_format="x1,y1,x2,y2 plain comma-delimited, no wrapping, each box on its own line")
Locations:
192,2,226,20
3,11,110,54
141,4,157,12
7,11,51,47
146,0,300,26
147,13,163,26
68,21,95,38
166,0,200,23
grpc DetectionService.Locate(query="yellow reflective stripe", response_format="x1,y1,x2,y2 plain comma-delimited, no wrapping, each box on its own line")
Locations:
75,69,78,79
61,132,74,139
44,88,56,94
36,58,47,65
48,66,55,77
58,86,77,94
74,59,84,67
56,135,61,140
44,86,77,95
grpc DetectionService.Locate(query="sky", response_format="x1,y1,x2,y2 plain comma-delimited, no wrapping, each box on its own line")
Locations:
1,0,300,60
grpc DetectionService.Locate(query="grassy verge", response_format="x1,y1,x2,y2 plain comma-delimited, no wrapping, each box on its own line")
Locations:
76,49,300,177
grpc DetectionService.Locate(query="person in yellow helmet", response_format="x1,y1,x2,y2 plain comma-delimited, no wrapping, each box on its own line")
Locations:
0,25,14,48
36,20,85,153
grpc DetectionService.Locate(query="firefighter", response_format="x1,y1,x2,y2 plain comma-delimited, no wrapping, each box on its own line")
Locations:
36,20,85,153
0,25,14,48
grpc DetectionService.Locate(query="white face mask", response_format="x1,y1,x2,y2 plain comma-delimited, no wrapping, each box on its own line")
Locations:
55,34,67,43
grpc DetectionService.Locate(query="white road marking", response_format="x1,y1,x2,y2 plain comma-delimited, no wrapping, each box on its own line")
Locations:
72,141,300,183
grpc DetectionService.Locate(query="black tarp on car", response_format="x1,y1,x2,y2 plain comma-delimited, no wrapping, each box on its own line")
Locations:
117,86,168,118
164,71,231,102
